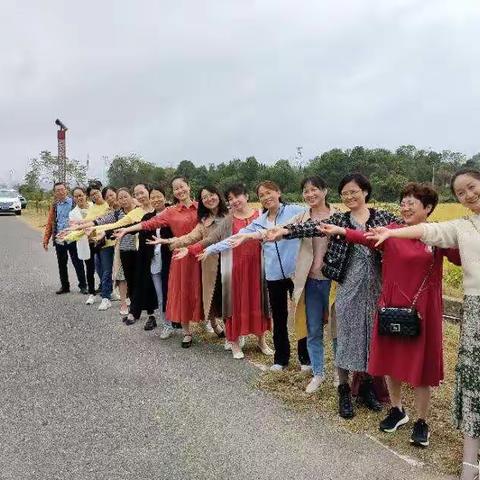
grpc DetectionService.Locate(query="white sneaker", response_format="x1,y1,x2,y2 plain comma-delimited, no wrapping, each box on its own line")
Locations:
270,364,285,372
85,294,95,305
224,340,232,351
159,325,174,339
203,321,214,334
305,375,324,394
98,298,112,311
300,364,313,373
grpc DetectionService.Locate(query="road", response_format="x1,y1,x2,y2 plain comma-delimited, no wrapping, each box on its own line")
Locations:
0,216,451,480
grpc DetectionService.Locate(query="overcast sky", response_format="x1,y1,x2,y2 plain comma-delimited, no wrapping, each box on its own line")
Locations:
1,0,479,185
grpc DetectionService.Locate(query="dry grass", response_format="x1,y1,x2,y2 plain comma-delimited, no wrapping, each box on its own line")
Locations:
19,206,49,232
194,322,463,477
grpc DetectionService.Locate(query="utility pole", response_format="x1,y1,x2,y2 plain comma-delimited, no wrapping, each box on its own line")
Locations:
55,118,68,182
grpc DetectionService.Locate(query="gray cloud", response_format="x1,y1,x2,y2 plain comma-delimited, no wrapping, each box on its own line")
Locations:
1,0,479,185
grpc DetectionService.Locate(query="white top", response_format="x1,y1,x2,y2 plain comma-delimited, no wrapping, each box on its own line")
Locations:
68,203,93,260
421,214,480,295
150,228,163,275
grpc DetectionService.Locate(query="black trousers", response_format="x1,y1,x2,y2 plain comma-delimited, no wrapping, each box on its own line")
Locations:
267,278,311,367
83,243,96,295
120,250,137,299
54,242,87,291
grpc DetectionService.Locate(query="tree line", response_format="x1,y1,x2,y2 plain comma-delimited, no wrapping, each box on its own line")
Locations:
18,146,480,203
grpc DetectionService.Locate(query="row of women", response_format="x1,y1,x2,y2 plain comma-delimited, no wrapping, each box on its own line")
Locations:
56,169,480,480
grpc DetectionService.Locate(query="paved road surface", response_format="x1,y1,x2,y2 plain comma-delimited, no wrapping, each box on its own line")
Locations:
0,217,451,480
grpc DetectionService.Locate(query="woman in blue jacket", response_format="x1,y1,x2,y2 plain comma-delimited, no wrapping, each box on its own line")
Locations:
202,180,310,371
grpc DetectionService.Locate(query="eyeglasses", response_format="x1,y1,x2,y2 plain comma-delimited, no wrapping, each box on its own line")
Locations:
400,200,418,208
340,190,362,198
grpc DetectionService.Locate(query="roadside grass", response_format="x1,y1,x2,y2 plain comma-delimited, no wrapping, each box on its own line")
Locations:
194,321,462,477
20,205,49,231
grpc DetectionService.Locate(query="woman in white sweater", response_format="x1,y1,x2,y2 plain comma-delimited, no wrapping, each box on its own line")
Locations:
365,169,480,480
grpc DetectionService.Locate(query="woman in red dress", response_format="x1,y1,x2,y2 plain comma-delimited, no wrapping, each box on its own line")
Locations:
187,183,272,360
116,177,202,348
320,182,461,448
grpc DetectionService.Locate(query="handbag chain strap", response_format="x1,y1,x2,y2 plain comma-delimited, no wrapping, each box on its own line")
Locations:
410,248,436,309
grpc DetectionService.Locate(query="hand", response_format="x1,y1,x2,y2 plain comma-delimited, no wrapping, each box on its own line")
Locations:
196,251,208,262
43,242,49,251
317,224,346,236
146,235,172,246
113,228,127,240
84,227,95,237
172,247,189,260
364,226,390,247
226,233,249,249
264,227,288,242
95,231,106,242
56,230,68,241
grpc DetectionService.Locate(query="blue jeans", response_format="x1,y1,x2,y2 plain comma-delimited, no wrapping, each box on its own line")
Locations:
305,278,331,377
96,246,114,299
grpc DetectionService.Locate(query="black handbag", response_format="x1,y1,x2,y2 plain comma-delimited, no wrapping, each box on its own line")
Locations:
378,251,435,337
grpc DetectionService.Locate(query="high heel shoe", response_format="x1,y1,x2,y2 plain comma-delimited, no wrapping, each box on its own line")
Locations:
214,326,225,338
258,342,274,356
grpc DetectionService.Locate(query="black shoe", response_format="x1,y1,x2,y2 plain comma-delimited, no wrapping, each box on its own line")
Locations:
357,378,383,412
125,317,137,326
56,287,70,294
79,287,88,295
338,384,355,419
410,419,430,447
379,407,410,433
122,316,128,323
181,335,193,348
144,316,157,331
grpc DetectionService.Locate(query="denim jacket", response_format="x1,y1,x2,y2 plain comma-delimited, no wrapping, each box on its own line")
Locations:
205,203,305,281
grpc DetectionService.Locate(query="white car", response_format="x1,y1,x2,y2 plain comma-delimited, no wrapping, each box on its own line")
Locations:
0,189,22,215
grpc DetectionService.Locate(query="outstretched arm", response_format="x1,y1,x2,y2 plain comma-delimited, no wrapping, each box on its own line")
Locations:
203,222,262,256
365,224,426,247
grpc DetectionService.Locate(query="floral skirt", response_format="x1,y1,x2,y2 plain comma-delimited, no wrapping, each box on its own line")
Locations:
454,295,480,437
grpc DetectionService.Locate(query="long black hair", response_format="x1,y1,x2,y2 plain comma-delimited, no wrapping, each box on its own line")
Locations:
197,185,228,221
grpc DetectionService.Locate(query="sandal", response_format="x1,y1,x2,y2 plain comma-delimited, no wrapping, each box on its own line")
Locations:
181,334,193,348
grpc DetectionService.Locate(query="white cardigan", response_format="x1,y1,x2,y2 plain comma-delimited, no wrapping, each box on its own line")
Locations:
68,205,92,260
421,214,480,296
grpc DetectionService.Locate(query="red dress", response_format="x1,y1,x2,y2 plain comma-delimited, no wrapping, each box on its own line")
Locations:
346,224,461,387
226,212,271,342
141,203,203,324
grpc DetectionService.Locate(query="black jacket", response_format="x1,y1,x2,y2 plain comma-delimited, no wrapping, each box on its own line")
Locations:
284,208,398,283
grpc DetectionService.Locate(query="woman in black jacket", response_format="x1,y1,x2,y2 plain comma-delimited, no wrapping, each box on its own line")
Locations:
268,173,397,419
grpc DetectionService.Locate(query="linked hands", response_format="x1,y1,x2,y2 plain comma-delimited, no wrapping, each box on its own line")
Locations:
145,235,174,246
364,227,390,247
